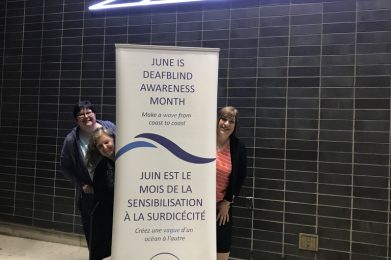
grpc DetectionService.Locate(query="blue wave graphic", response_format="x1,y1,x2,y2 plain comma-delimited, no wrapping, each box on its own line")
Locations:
115,133,215,164
115,140,156,160
135,133,215,164
150,252,180,260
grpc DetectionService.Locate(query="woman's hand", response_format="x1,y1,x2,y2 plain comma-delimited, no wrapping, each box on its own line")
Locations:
82,184,94,194
217,200,231,226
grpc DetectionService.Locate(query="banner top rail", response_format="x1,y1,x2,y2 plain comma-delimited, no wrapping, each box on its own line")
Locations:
115,43,220,53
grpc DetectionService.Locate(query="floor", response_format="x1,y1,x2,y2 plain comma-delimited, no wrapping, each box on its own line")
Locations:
0,234,89,260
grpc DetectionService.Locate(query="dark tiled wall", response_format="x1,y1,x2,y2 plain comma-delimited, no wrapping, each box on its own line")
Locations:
0,0,390,259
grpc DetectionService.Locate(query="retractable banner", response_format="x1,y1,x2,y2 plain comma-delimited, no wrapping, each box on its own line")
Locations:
113,44,219,260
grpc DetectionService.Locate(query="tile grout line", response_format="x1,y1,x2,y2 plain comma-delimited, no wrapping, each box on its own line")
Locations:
349,1,359,259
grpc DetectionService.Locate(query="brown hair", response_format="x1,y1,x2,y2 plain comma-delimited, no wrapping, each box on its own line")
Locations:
217,106,239,135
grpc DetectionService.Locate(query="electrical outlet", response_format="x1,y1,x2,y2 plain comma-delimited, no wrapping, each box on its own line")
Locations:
299,233,318,251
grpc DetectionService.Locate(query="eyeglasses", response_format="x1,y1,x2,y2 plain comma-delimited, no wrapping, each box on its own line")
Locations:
77,111,94,118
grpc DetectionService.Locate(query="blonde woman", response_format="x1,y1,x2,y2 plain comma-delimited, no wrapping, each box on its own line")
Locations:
86,127,116,260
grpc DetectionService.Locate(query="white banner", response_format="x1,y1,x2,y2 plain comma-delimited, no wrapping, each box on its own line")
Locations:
113,44,219,260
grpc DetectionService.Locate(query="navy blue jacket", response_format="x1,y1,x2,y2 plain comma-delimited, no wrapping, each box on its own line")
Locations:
60,120,116,197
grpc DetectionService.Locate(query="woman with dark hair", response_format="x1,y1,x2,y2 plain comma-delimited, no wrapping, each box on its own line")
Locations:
216,106,247,260
60,100,115,247
86,127,116,260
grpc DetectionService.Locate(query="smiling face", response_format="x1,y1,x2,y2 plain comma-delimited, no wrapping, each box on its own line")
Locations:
217,116,235,137
96,133,115,159
216,106,238,140
217,114,236,138
76,108,97,133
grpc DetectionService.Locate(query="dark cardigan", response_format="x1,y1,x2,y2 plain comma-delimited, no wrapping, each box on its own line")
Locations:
223,134,247,203
89,157,115,260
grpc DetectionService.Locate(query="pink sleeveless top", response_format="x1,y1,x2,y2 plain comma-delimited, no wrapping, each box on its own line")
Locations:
216,143,232,202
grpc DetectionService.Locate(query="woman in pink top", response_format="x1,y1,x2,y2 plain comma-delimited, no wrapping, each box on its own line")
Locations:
216,106,247,260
